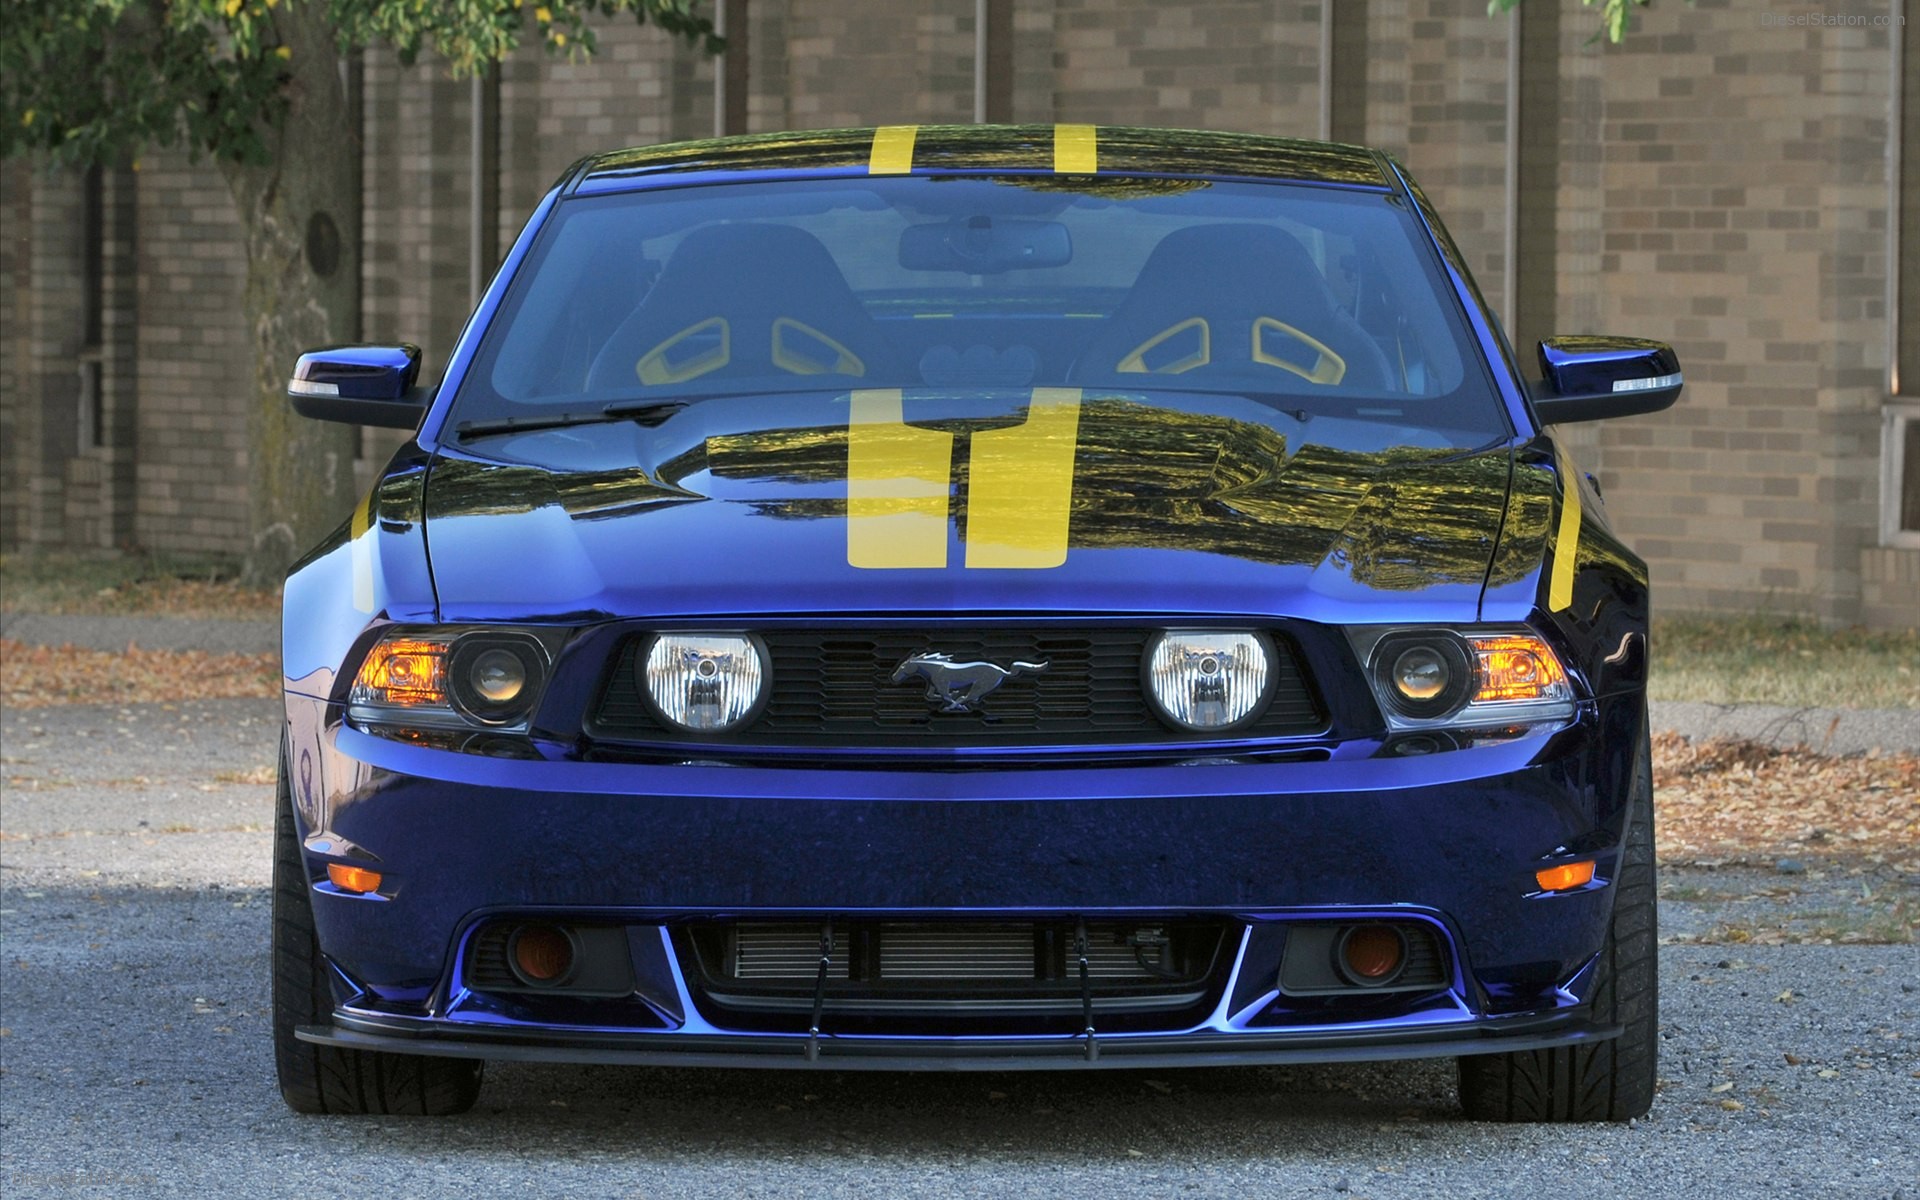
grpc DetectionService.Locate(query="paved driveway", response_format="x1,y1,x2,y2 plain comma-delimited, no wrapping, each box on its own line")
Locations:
2,700,1914,1198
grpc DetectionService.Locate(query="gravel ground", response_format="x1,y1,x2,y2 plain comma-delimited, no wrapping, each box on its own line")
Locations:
2,700,1915,1198
0,613,277,656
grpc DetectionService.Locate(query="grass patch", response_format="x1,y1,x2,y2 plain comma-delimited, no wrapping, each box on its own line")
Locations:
1651,613,1919,710
0,551,277,619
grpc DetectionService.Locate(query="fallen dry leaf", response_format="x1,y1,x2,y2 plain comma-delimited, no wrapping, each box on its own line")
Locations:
1654,732,1918,860
0,640,277,709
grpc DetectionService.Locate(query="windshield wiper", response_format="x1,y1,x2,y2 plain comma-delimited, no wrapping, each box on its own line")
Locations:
453,399,689,441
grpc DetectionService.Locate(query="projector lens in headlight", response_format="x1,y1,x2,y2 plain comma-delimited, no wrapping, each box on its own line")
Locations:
1370,633,1472,720
642,634,767,732
1388,645,1450,703
470,650,527,703
1145,630,1273,731
448,634,548,726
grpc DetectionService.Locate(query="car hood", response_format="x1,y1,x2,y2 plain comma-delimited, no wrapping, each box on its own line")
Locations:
421,389,1514,625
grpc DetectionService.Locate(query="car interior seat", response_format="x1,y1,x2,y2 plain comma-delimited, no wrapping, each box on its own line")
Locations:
1069,223,1393,392
586,223,898,393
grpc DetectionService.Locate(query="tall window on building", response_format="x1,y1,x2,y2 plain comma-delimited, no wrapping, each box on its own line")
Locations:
77,163,105,453
1887,4,1919,546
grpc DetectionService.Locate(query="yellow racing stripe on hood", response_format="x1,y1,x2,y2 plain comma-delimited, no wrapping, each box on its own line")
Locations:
868,125,919,174
847,388,954,568
350,487,376,613
1548,451,1583,612
965,388,1082,569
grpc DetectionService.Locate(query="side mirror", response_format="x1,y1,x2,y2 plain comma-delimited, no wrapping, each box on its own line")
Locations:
288,344,432,429
1531,336,1683,424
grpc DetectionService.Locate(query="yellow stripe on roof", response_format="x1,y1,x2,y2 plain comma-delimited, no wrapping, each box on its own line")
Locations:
1053,124,1098,174
868,126,919,175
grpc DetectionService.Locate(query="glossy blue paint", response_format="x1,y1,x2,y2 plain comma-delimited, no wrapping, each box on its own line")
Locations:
1538,337,1681,395
280,127,1662,1070
290,343,421,399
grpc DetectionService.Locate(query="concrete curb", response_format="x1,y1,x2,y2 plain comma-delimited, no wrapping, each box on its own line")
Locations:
0,612,277,656
1648,699,1919,756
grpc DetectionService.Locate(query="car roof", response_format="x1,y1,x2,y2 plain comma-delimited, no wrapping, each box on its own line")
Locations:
572,124,1393,195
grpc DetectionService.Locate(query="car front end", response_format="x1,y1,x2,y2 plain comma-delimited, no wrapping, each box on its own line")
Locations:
274,125,1674,1118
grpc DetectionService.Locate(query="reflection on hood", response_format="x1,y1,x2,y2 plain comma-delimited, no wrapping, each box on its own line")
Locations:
423,390,1514,619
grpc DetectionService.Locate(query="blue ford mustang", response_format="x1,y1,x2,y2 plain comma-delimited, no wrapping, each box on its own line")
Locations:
274,125,1681,1119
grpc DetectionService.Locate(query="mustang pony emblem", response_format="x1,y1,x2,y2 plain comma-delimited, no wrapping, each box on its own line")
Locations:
890,652,1049,713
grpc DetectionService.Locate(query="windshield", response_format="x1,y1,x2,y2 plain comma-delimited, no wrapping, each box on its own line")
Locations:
455,176,1503,440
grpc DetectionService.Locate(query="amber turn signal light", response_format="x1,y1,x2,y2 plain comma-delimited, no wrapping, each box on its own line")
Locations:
327,863,384,894
1535,860,1596,892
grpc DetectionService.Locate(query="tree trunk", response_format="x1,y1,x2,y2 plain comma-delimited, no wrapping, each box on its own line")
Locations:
224,1,360,586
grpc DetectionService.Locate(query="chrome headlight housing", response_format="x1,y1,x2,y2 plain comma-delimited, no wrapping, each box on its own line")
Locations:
1347,625,1575,730
641,633,769,733
1144,629,1275,731
348,627,556,732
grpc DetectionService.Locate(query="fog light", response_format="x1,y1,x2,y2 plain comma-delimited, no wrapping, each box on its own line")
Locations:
326,863,383,894
642,633,768,732
1337,924,1406,985
1535,860,1597,892
509,923,577,986
1144,630,1274,731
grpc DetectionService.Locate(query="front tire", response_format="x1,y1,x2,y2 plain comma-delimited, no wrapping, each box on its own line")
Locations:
272,740,483,1115
1456,718,1658,1122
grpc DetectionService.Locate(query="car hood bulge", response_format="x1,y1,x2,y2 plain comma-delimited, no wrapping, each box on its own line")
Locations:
420,389,1514,624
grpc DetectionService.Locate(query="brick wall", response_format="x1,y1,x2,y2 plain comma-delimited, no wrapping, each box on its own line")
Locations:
2,2,1913,629
1046,0,1319,134
129,149,252,554
1576,0,1900,624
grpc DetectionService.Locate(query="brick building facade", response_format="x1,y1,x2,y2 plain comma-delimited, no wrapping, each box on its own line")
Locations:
4,0,1917,628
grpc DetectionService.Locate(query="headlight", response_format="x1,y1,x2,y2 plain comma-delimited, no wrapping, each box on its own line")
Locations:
448,634,548,726
1370,633,1473,720
1349,626,1574,729
348,628,554,732
1144,630,1273,731
642,633,768,733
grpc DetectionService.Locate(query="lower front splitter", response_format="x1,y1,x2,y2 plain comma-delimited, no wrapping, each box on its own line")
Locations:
300,1008,1614,1072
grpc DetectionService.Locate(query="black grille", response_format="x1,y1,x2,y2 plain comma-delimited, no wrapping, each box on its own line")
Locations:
590,627,1321,747
686,918,1229,1015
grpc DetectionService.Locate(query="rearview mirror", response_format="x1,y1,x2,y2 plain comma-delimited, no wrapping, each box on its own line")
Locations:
288,343,432,429
1531,336,1682,424
899,216,1071,274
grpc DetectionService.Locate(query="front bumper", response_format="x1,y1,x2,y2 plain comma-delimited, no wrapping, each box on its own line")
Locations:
284,691,1644,1066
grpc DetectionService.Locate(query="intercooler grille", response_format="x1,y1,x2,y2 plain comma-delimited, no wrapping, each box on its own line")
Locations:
727,921,1164,984
590,627,1321,747
689,918,1228,1010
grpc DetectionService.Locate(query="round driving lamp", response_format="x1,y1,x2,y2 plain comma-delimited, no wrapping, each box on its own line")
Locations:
1370,633,1472,720
447,635,547,726
642,633,769,733
1144,630,1274,731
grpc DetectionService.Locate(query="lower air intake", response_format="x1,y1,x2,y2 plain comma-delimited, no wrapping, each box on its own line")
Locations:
689,918,1228,1018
